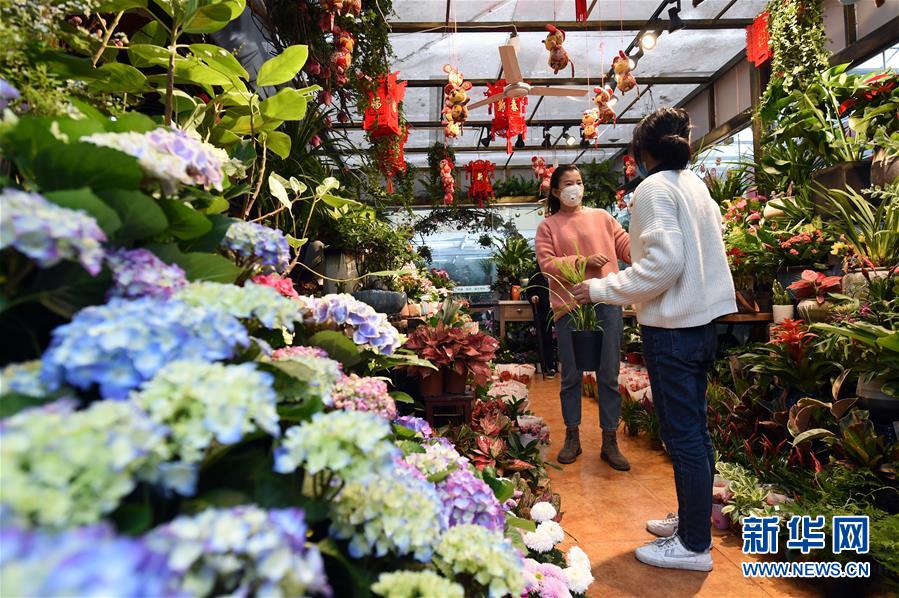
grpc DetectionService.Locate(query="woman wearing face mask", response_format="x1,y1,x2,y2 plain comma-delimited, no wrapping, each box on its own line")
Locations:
534,165,631,469
571,107,736,572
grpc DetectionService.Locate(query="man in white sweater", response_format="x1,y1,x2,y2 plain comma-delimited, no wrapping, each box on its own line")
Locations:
572,107,736,572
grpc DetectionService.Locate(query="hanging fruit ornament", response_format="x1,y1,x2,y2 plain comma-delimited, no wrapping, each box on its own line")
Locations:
581,109,600,144
439,158,456,205
441,65,473,139
465,160,495,208
616,189,627,209
532,156,555,197
623,155,637,180
613,50,638,94
544,24,574,76
330,26,355,84
592,85,616,123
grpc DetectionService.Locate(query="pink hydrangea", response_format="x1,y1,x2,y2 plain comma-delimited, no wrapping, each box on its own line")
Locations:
331,374,397,419
252,273,299,298
272,345,330,360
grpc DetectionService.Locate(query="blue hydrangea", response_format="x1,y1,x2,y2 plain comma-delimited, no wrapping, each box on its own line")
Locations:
220,220,291,273
296,294,403,355
436,468,507,532
0,78,20,109
145,506,330,597
393,415,434,438
106,248,187,299
175,281,299,330
41,297,249,399
329,467,447,562
1,361,54,397
0,188,106,275
0,524,182,597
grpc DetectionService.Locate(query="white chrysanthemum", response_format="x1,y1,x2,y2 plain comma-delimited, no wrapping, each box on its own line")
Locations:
564,564,594,594
566,545,591,570
523,528,555,553
538,520,565,544
530,501,557,522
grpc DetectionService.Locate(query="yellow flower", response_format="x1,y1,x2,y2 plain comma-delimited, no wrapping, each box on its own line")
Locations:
831,241,847,255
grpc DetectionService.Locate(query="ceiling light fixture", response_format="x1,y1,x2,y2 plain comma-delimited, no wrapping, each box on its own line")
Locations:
640,30,658,51
541,131,552,149
668,1,685,33
565,133,576,146
515,134,526,149
479,136,490,148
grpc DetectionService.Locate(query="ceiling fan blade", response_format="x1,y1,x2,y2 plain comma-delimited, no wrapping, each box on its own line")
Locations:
529,86,589,97
467,92,507,110
499,45,523,84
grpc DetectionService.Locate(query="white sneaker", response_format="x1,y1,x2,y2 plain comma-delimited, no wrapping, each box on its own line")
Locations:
635,535,713,572
646,512,678,537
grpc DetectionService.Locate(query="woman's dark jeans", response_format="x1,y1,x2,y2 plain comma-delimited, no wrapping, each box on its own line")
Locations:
641,322,717,553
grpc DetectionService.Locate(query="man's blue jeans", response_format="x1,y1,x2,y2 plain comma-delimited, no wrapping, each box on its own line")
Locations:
641,322,717,553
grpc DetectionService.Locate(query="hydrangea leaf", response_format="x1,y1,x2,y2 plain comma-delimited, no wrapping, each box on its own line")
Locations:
158,199,213,240
96,189,168,241
309,330,363,368
43,188,122,236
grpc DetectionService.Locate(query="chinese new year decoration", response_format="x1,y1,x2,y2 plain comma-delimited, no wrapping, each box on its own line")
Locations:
532,156,555,197
616,189,627,209
746,11,772,67
363,71,407,138
465,160,495,207
593,85,616,123
543,24,574,76
330,26,355,87
623,155,637,180
442,64,473,139
372,126,408,194
439,159,456,205
575,0,588,21
613,50,638,94
581,109,600,144
485,80,528,154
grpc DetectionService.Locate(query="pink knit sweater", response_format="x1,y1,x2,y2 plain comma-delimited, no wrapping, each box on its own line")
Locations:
535,207,631,320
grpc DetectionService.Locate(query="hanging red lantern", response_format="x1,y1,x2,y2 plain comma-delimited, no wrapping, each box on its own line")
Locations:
465,160,495,208
363,72,407,138
746,11,772,67
484,80,528,154
575,0,588,21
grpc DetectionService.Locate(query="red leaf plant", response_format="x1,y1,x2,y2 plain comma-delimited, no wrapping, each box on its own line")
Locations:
787,270,841,305
403,321,499,386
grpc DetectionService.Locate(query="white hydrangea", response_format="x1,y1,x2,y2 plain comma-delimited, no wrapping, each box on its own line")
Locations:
530,501,557,522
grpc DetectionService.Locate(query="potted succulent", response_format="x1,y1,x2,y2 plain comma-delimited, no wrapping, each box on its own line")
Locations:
771,280,794,324
787,270,841,322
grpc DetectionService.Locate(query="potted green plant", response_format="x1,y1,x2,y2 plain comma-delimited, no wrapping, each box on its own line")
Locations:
490,235,536,299
621,324,643,365
771,280,794,324
787,270,841,322
549,253,604,372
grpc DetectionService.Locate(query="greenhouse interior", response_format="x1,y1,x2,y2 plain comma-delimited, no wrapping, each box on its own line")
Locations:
1,0,898,596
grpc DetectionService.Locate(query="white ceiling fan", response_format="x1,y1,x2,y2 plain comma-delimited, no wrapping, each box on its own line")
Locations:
467,39,589,110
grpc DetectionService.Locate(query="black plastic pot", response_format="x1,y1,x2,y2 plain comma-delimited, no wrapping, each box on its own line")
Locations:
571,329,604,372
352,290,407,315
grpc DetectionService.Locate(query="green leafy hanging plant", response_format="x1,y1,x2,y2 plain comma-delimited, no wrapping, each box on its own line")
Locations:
762,0,829,110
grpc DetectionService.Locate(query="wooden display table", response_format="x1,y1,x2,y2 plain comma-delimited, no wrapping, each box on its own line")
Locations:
422,392,475,427
498,300,532,339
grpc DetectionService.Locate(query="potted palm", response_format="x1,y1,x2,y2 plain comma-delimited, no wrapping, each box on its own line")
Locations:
787,270,841,322
771,280,794,324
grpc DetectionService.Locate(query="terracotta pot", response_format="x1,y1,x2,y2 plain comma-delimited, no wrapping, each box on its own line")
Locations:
510,285,522,301
796,298,830,323
419,370,444,398
444,369,467,394
406,302,422,317
772,304,795,324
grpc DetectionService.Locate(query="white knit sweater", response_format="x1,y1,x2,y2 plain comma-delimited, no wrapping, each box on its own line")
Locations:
588,169,737,328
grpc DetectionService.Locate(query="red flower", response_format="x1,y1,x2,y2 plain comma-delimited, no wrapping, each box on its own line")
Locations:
770,318,817,363
251,273,299,298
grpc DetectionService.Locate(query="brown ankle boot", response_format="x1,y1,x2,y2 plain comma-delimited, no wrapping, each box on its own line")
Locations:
557,427,582,464
601,430,631,471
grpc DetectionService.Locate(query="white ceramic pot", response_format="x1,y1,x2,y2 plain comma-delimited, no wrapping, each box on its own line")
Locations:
772,304,795,324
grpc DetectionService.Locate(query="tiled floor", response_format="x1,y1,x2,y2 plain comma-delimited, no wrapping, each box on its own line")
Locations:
527,376,817,598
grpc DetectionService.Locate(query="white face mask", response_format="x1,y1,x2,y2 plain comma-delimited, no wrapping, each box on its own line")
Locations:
559,185,584,207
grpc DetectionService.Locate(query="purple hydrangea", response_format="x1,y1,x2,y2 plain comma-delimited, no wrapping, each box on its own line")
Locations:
0,188,106,275
272,345,329,360
145,506,330,597
436,467,506,532
296,294,403,355
0,78,20,109
394,415,434,437
0,524,181,598
220,220,291,273
106,248,187,299
41,297,249,399
393,415,433,438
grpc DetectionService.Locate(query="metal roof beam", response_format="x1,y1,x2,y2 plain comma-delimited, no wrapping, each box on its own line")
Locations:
398,142,629,153
403,75,710,87
341,117,640,130
388,19,752,33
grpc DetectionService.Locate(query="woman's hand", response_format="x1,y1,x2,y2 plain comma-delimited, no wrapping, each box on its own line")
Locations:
572,281,592,304
587,254,610,269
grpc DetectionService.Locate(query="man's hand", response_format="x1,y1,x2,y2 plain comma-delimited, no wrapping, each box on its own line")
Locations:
586,254,610,269
571,281,592,304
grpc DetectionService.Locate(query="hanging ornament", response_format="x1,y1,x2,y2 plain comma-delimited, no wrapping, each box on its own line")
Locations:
613,50,638,94
465,160,495,208
580,109,600,144
441,64,473,139
439,158,456,205
575,0,588,21
746,11,772,67
543,24,574,76
485,80,528,154
372,125,408,194
623,155,637,180
616,189,627,210
592,85,617,123
363,72,407,138
532,156,555,197
330,26,355,86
